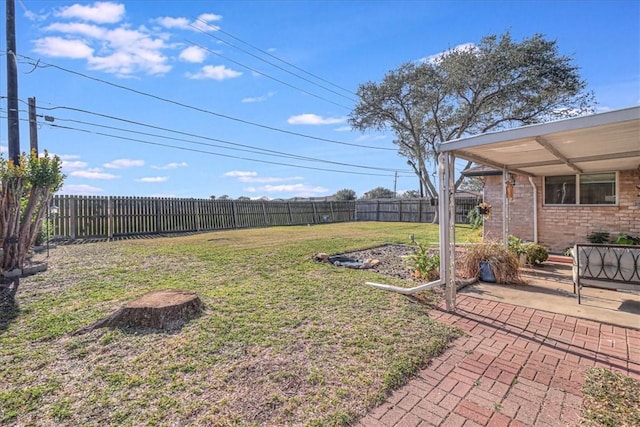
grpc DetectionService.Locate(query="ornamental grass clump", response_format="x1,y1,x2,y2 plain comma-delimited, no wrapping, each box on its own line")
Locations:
459,242,525,285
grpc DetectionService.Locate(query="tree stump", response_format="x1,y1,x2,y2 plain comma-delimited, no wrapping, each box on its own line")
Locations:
73,290,203,335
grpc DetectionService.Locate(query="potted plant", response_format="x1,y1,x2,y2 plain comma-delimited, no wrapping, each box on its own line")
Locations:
477,202,492,216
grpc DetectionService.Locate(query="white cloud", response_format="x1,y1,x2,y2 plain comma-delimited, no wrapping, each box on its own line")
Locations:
34,9,172,77
33,37,94,58
419,42,477,64
151,162,188,170
241,91,275,103
225,171,303,184
61,160,88,170
224,171,304,184
60,184,104,195
242,176,303,184
334,126,352,132
155,13,222,32
225,171,257,178
198,13,222,23
55,1,125,24
45,22,106,38
192,13,223,31
179,46,207,63
155,16,190,29
103,158,144,169
186,65,242,80
287,114,346,125
136,176,168,183
245,183,329,197
70,170,119,179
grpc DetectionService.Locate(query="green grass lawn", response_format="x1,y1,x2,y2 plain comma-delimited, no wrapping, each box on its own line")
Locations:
0,222,480,426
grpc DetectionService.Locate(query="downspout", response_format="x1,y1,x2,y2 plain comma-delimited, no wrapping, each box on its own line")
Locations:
502,169,508,246
528,177,538,243
363,153,448,294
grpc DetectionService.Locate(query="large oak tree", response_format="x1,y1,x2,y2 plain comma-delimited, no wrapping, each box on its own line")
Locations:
349,32,595,199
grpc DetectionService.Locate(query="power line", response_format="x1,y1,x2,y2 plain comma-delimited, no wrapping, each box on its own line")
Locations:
185,39,351,110
199,20,356,97
190,21,356,102
17,54,394,151
0,110,413,178
7,97,411,172
41,121,400,178
46,114,407,173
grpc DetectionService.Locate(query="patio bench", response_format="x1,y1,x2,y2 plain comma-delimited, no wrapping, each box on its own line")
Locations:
572,243,640,304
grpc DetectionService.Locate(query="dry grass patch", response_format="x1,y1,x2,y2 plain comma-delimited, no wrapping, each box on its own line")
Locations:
582,367,640,427
0,222,479,426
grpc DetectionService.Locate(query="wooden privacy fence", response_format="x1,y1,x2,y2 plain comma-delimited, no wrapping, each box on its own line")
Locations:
50,196,355,240
355,197,480,223
48,196,480,241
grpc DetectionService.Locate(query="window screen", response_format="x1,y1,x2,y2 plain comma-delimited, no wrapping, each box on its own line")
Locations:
544,175,576,204
579,173,616,204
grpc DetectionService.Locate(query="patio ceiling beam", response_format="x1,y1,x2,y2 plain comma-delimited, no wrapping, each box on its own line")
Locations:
535,136,583,174
455,150,535,177
511,159,563,169
571,151,640,163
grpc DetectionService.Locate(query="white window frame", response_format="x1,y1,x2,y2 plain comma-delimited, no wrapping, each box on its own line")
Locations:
543,172,618,206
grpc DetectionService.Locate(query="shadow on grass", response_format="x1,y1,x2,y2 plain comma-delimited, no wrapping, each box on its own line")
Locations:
0,278,20,333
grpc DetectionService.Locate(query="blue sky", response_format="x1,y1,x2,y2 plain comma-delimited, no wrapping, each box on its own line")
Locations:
1,0,638,199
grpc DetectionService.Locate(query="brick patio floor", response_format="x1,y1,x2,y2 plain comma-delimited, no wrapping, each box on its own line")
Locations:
357,294,640,427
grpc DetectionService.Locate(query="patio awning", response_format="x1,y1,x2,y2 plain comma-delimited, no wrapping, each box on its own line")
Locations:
438,106,640,176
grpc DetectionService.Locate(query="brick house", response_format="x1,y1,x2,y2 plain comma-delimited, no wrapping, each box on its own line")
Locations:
440,107,640,253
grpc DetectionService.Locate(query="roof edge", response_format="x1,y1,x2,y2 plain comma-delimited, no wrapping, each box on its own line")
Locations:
438,106,640,153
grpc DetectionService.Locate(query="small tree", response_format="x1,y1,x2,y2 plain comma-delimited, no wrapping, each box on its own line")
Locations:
361,187,395,200
1,151,65,274
400,190,421,199
334,188,357,201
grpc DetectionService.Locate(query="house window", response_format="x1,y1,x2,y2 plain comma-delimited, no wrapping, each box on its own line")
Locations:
544,172,616,205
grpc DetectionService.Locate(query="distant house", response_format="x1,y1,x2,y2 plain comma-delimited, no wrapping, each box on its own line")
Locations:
443,107,640,252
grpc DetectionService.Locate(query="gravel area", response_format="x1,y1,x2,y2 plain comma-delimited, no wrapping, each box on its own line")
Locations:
334,244,423,283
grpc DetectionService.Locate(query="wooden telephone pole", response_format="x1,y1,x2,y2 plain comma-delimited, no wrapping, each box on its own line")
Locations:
28,97,38,153
6,0,21,165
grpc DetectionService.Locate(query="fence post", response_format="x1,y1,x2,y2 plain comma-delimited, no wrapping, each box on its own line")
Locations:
155,199,161,234
195,200,201,232
398,199,403,222
70,196,77,240
262,201,269,225
312,202,318,224
329,201,334,221
376,200,380,221
287,202,293,224
107,196,114,240
231,201,238,229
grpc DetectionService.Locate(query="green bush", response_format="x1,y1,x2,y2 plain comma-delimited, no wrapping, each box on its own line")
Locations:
409,242,440,280
507,235,525,256
508,236,548,266
614,233,640,245
467,207,483,230
587,231,610,244
522,242,548,266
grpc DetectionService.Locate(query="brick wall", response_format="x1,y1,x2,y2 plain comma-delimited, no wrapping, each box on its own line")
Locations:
482,169,640,252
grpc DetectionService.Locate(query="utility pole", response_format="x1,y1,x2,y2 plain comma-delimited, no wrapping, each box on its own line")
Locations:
393,171,398,198
6,0,21,165
28,97,38,154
